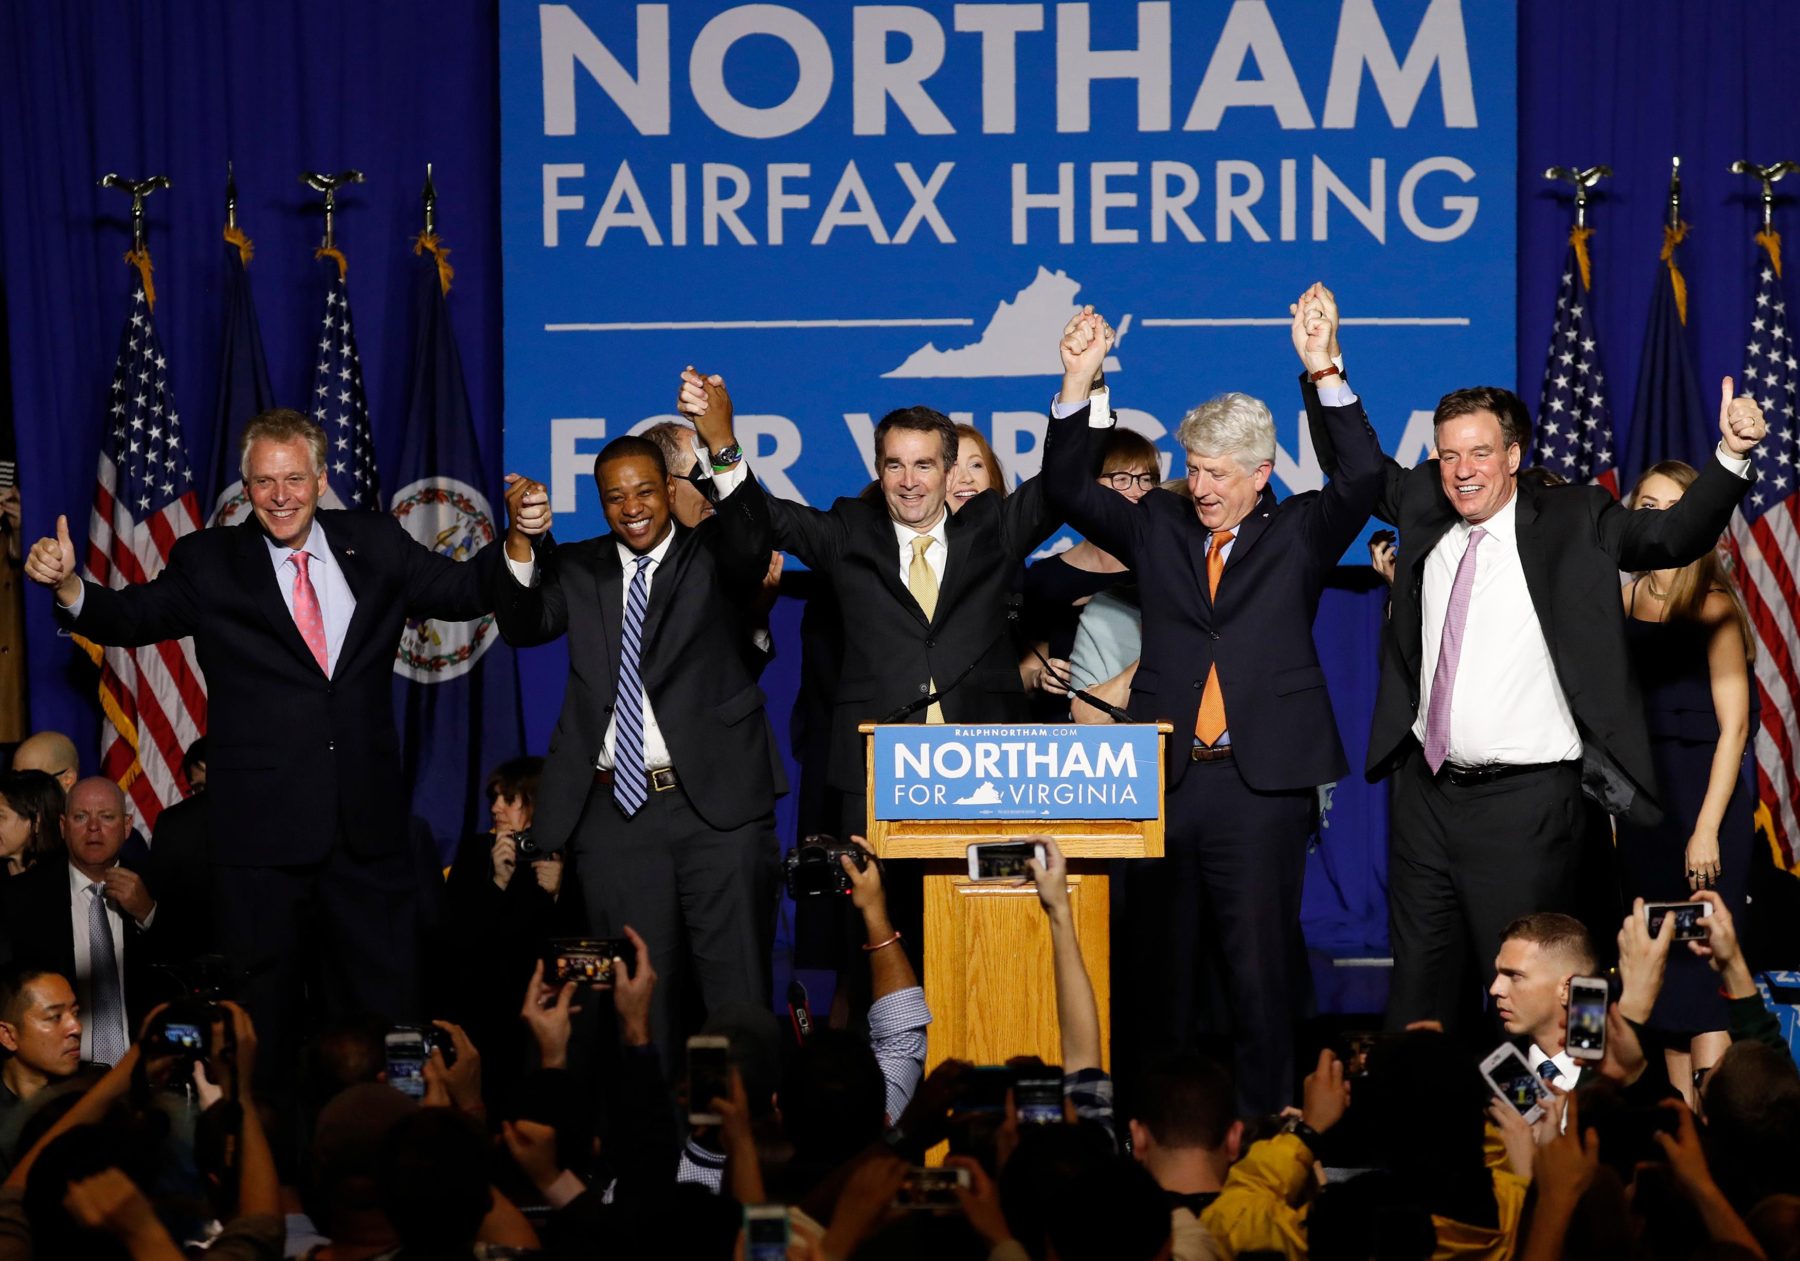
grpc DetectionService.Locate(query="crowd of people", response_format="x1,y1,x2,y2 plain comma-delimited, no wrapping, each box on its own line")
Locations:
0,282,1794,1257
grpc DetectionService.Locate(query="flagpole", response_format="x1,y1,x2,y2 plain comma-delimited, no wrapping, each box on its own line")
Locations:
1543,164,1612,230
298,168,365,251
1728,159,1799,234
1667,155,1683,231
97,173,171,306
421,162,436,237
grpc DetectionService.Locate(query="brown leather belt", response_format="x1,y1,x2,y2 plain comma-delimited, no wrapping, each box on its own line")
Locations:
594,766,679,792
1189,744,1234,763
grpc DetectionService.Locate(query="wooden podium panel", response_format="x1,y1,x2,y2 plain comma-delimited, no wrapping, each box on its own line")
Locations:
921,863,1111,1073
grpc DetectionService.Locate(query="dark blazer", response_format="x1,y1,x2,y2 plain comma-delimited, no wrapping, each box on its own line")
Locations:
493,479,785,850
63,511,502,866
1302,378,1752,823
3,858,159,1035
737,427,1093,795
145,793,212,965
1044,399,1384,791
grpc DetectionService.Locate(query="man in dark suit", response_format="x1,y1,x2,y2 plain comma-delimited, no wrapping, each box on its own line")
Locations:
22,408,545,1071
1044,296,1384,1116
1299,288,1767,1031
2,778,160,1064
493,433,784,1061
676,344,1108,845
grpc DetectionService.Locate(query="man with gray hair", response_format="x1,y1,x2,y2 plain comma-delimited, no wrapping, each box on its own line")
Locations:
1042,289,1383,1116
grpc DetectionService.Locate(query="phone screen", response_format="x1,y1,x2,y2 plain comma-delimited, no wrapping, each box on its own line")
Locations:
1483,1050,1547,1117
1567,979,1608,1058
688,1038,731,1122
971,842,1040,880
1014,1072,1064,1125
385,1031,427,1098
744,1208,789,1261
1646,902,1710,941
163,1022,206,1051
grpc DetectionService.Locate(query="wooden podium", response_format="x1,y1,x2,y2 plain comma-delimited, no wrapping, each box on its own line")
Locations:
861,723,1171,1073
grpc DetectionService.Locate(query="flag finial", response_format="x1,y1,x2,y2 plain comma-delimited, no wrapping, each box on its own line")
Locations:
225,160,237,232
1543,164,1612,231
1667,156,1684,231
1729,158,1799,234
422,162,437,238
298,168,365,251
98,172,171,256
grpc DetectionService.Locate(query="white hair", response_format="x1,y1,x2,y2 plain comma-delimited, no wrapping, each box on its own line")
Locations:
1175,393,1276,472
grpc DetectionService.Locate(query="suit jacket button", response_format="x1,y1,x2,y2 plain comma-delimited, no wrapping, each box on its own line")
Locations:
919,683,929,694
1193,680,1203,689
328,740,335,751
924,638,936,648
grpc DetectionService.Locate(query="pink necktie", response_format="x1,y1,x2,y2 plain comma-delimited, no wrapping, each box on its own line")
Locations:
1422,527,1487,773
289,550,329,674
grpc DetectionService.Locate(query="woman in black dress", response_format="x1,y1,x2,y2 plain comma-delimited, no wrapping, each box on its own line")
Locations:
1617,460,1756,1103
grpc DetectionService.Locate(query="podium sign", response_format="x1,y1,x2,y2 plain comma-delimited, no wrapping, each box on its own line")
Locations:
862,723,1171,1078
873,725,1161,821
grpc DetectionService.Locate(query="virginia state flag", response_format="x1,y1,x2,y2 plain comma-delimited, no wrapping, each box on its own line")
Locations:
207,224,275,524
389,233,524,859
1626,222,1712,482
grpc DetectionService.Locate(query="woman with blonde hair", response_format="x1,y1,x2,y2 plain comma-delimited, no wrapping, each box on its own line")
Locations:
1617,459,1757,1102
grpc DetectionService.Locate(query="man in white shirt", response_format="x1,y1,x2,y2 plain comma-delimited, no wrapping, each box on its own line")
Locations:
493,433,784,1063
1,778,156,1065
1490,913,1598,1090
1299,287,1769,1031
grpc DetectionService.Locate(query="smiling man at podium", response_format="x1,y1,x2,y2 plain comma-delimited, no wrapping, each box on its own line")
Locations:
1042,290,1383,1116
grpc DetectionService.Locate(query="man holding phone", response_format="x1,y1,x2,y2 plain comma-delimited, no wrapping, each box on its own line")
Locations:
1488,913,1600,1088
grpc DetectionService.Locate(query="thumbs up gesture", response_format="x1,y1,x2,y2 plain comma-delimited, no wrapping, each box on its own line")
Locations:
1718,376,1769,456
24,514,83,605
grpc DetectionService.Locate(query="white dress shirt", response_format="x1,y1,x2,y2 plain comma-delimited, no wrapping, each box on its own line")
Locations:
68,862,134,1063
506,531,677,772
1412,493,1583,768
266,522,356,675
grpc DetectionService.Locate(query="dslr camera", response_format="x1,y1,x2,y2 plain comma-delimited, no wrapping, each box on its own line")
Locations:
783,835,872,898
512,827,540,859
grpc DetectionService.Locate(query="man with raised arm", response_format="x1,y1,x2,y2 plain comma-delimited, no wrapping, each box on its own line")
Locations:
1299,285,1767,1031
1042,292,1384,1116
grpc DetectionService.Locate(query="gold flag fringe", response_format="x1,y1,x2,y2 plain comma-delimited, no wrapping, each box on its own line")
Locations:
124,248,155,311
1756,228,1783,279
224,224,255,268
1570,225,1594,291
315,245,348,281
412,231,454,296
1661,221,1691,326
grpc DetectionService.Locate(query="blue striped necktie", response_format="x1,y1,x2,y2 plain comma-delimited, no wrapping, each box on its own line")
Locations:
87,886,127,1066
615,555,652,816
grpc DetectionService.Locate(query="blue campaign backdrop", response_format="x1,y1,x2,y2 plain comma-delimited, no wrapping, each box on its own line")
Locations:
4,0,1800,967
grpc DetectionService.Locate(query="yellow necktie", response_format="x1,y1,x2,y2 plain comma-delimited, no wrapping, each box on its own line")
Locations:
908,536,944,722
1194,529,1235,746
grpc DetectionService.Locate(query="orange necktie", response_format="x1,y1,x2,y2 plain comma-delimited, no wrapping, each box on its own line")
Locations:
1194,529,1234,746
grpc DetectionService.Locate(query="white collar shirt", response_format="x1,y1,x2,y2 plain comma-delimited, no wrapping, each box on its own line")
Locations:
595,530,678,772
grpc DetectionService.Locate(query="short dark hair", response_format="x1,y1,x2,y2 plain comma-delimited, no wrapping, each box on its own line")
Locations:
779,1030,888,1165
1132,1055,1235,1150
484,755,544,813
1433,386,1531,452
180,737,208,783
0,965,62,1030
0,771,66,864
1500,912,1596,971
1101,427,1161,478
874,406,958,470
379,1109,492,1251
592,435,669,480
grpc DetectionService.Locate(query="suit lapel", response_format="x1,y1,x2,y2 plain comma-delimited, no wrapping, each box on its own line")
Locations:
931,510,973,628
863,504,929,625
1511,486,1558,657
593,538,625,681
233,522,320,674
327,518,380,679
637,526,694,649
1221,490,1277,577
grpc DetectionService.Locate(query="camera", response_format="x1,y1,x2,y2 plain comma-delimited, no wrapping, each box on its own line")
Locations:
544,938,632,986
144,998,226,1064
512,827,540,859
782,835,871,898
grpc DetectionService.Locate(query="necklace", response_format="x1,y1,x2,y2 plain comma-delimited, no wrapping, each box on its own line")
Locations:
1643,575,1671,600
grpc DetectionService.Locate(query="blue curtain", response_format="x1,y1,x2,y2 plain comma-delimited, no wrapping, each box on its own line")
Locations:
4,0,1798,959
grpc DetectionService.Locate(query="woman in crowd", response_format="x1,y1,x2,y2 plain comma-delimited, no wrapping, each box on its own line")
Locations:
1617,459,1756,1102
1019,427,1160,708
948,423,1008,511
0,769,64,878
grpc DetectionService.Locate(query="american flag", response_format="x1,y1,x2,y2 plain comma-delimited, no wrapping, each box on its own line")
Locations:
1722,231,1800,871
82,261,207,828
1535,228,1619,494
310,256,380,508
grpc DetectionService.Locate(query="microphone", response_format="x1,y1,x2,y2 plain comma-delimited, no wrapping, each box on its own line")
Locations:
1028,642,1134,724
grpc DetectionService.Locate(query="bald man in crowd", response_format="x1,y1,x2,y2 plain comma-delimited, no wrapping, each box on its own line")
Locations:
9,732,77,795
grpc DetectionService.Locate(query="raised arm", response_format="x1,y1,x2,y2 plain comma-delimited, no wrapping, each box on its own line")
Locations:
1027,837,1100,1074
1289,284,1385,562
30,515,202,645
1604,378,1759,572
678,366,845,571
1295,285,1407,526
1041,311,1147,566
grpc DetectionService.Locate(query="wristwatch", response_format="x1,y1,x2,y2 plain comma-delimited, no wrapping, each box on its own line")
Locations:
1280,1117,1324,1152
710,443,743,470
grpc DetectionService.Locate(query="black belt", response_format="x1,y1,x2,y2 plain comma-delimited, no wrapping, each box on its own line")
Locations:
1437,760,1564,788
1190,744,1234,763
594,766,679,792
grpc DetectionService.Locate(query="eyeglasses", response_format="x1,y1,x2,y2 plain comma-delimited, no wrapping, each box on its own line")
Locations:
1103,471,1158,491
677,462,721,505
